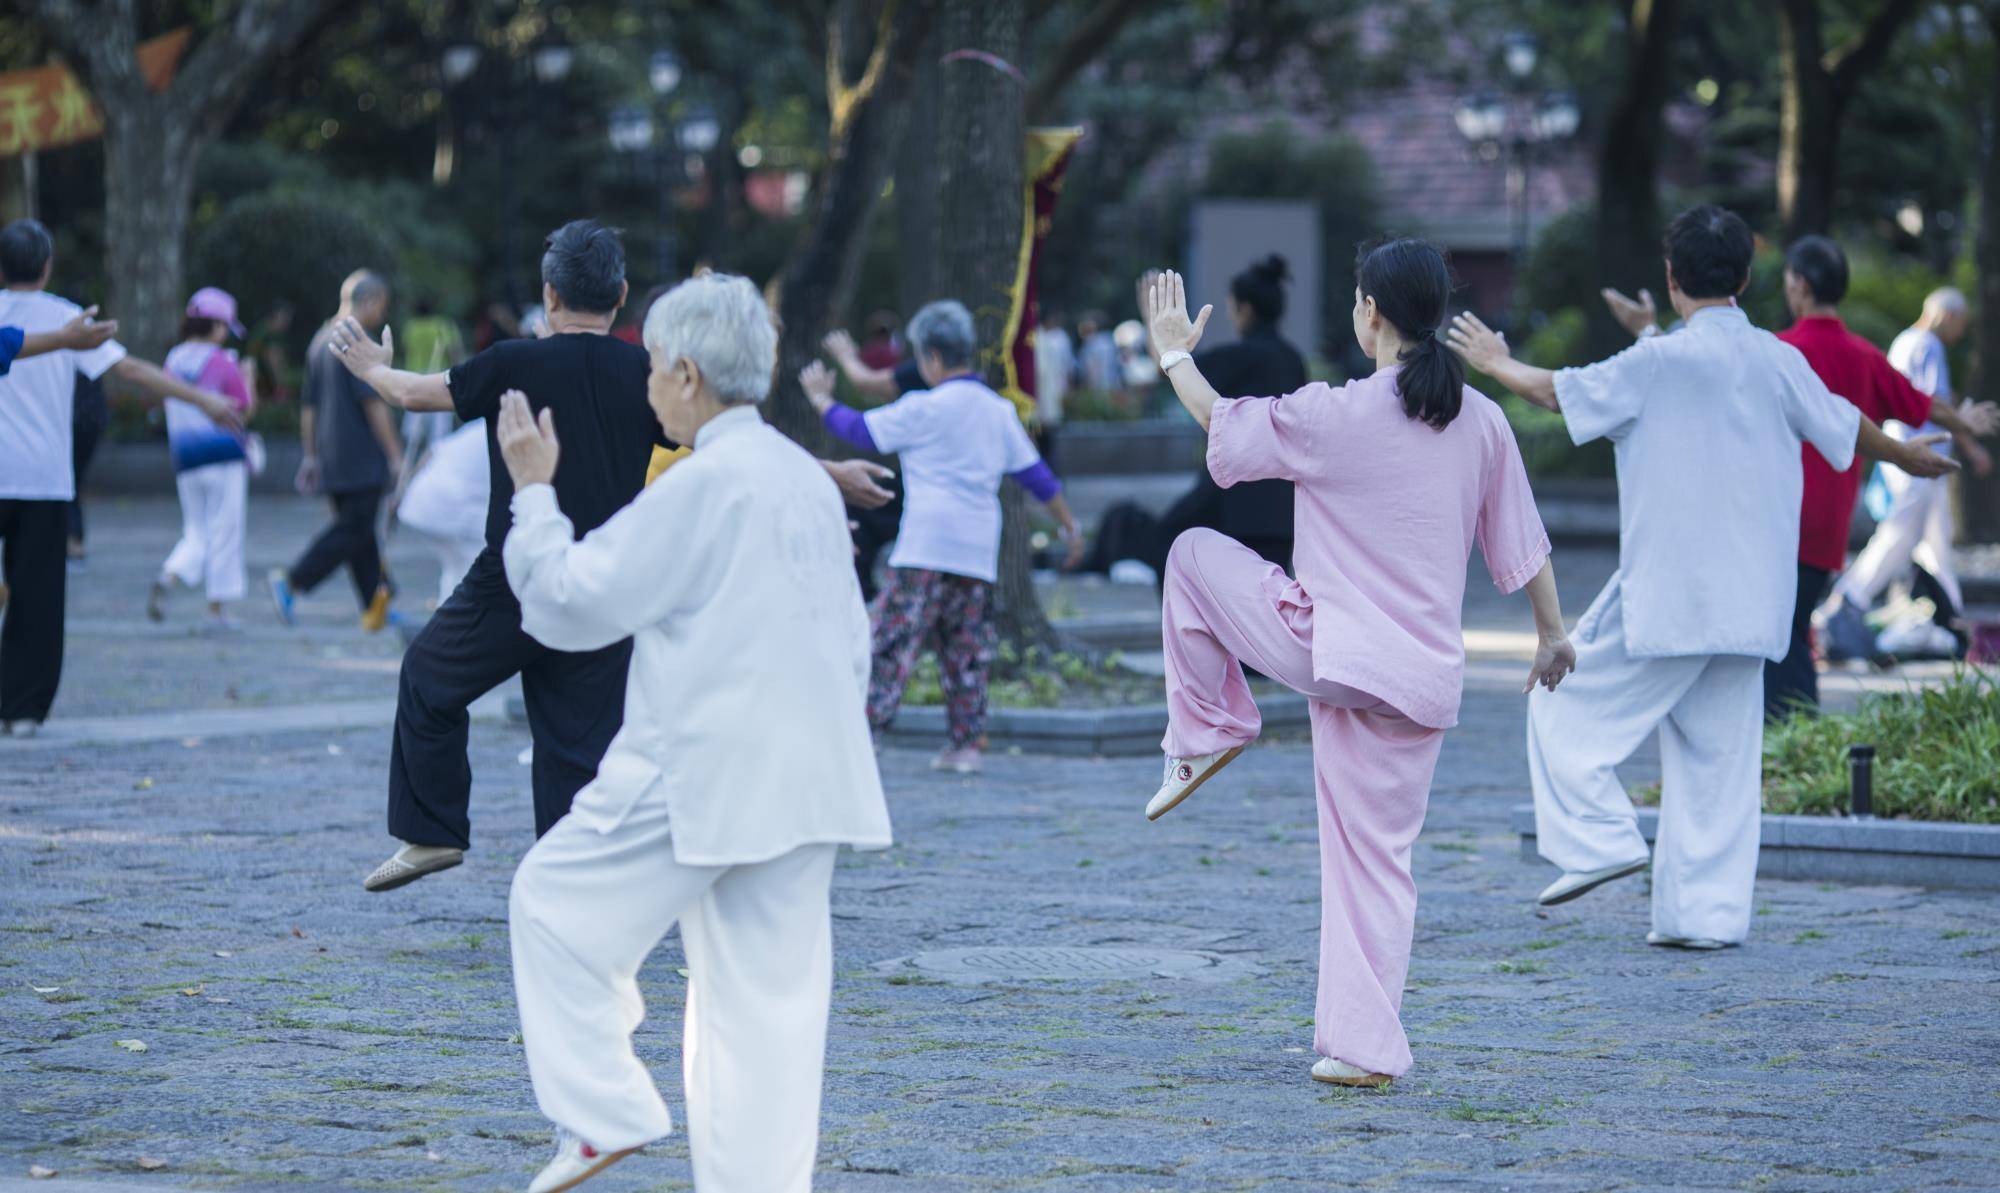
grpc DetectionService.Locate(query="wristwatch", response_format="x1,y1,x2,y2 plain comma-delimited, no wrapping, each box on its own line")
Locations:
1159,349,1193,372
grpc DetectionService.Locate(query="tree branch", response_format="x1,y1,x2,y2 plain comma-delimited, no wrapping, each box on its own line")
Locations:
1826,0,1924,98
1023,0,1148,124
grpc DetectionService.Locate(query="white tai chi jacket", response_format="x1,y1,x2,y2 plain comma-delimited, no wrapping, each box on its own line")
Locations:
1551,305,1860,662
503,405,894,865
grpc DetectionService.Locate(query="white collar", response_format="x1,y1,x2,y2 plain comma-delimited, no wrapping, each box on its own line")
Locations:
694,404,763,449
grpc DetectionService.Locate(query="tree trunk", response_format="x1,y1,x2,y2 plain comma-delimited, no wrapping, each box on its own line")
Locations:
1965,6,2000,543
100,106,202,362
895,30,942,314
767,0,933,449
932,0,1050,649
1777,0,1838,242
1589,0,1682,360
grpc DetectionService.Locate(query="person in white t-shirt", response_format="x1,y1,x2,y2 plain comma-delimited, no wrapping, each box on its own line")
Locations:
802,299,1082,774
0,218,245,737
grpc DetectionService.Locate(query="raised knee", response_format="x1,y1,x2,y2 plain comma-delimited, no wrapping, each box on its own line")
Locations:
1166,527,1227,576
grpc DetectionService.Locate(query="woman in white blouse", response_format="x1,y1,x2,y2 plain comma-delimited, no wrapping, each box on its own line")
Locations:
495,272,892,1193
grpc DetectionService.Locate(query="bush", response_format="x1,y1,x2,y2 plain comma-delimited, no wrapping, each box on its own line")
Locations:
192,193,397,354
1762,667,2000,822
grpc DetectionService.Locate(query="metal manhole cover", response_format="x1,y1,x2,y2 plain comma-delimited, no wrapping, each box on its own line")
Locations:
880,946,1256,982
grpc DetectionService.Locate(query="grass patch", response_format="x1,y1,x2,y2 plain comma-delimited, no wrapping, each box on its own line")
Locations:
1792,930,1827,943
1495,960,1546,975
1763,667,2000,821
1446,1101,1547,1124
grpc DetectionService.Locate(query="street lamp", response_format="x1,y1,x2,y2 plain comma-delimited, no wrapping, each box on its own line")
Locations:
1454,34,1579,265
649,50,683,99
678,104,721,156
441,44,482,86
607,105,655,154
532,43,575,86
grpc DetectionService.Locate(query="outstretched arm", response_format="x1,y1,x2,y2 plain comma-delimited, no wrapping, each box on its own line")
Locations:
1856,419,1958,478
107,357,244,432
1924,396,1996,476
1446,312,1558,412
1139,269,1219,429
326,317,455,412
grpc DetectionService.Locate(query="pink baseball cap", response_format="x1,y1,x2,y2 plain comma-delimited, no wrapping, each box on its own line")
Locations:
186,287,246,337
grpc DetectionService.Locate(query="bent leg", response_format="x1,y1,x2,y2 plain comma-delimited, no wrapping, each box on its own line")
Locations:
1653,655,1765,943
509,791,716,1151
934,577,996,748
1832,473,1929,611
521,638,634,837
387,589,535,848
1527,577,1705,875
865,568,941,733
1310,704,1443,1078
161,471,208,590
1160,527,1369,758
679,844,839,1193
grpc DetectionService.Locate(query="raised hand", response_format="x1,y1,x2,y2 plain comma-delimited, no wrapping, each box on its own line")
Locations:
800,360,838,412
1445,311,1511,374
328,317,393,377
1143,269,1211,358
822,329,860,367
497,389,560,488
1524,634,1577,695
1895,431,1961,480
58,306,119,351
1600,287,1658,339
1957,398,1999,437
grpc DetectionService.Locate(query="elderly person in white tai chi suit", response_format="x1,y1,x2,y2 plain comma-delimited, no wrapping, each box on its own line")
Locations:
495,272,893,1193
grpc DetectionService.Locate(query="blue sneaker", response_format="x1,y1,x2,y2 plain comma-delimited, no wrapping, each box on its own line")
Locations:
267,568,297,627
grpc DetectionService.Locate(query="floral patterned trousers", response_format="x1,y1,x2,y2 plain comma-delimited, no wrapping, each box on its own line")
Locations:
867,568,997,748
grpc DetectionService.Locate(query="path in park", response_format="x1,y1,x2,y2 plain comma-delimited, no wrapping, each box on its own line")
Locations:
3,497,1997,1191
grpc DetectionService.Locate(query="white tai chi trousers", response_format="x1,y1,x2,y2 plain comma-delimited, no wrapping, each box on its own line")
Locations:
1525,578,1766,944
509,786,838,1192
420,533,483,604
1830,469,1963,616
160,461,248,602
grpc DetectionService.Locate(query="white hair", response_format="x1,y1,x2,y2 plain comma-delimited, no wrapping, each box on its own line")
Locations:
642,272,777,405
1924,287,1968,318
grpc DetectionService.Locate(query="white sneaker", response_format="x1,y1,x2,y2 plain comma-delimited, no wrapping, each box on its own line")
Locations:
1537,857,1650,907
1310,1056,1392,1088
1145,746,1244,820
527,1128,640,1193
1646,931,1733,951
362,843,464,892
930,745,983,774
2,720,40,739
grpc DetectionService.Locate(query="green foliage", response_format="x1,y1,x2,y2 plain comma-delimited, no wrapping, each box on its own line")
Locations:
192,193,396,354
1762,668,2000,823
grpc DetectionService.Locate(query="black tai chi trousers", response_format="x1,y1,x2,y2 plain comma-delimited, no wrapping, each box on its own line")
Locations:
0,500,68,724
388,575,631,849
1764,561,1830,723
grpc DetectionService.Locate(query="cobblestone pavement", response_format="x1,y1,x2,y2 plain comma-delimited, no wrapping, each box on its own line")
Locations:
3,498,1997,1191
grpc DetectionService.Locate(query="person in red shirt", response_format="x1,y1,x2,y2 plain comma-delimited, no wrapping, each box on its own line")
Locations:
1768,236,1997,718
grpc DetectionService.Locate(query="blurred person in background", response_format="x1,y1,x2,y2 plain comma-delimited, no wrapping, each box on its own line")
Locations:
147,288,258,631
1033,307,1075,472
1077,310,1119,393
0,218,245,736
857,309,903,370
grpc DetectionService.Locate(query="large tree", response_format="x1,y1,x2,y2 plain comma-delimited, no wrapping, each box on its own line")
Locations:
1774,0,1924,243
1588,0,1682,359
766,0,936,451
26,0,336,359
1968,2,2000,542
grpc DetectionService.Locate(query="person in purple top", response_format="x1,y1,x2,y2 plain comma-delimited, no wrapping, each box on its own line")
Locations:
801,299,1081,774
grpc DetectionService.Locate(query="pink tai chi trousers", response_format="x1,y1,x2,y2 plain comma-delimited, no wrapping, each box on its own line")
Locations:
1161,528,1444,1077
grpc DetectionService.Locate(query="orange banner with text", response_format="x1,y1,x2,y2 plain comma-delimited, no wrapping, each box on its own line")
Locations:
0,29,191,157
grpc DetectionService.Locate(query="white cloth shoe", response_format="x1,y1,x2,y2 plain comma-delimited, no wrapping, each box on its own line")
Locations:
1537,857,1649,907
1646,931,1733,951
1145,746,1244,820
1310,1056,1392,1088
930,745,983,774
362,843,464,892
527,1128,640,1193
2,720,40,739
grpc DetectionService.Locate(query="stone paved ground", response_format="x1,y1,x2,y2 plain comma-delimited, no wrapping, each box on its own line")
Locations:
4,498,1998,1191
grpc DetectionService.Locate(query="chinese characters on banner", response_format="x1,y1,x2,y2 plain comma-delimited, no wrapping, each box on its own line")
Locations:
0,30,190,157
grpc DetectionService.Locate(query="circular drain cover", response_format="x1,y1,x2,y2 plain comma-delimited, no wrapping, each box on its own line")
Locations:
897,946,1225,981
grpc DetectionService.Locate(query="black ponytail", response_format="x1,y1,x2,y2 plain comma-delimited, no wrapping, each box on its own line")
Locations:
1229,254,1290,329
1355,237,1463,431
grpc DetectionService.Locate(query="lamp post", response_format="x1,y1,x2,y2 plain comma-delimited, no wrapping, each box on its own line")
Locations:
443,37,575,309
649,50,682,285
1453,33,1579,266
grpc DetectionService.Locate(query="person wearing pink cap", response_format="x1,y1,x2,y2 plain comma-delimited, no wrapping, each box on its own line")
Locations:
146,288,258,631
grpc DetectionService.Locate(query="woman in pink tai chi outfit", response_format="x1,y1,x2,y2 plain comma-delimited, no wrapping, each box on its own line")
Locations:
1140,240,1577,1088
